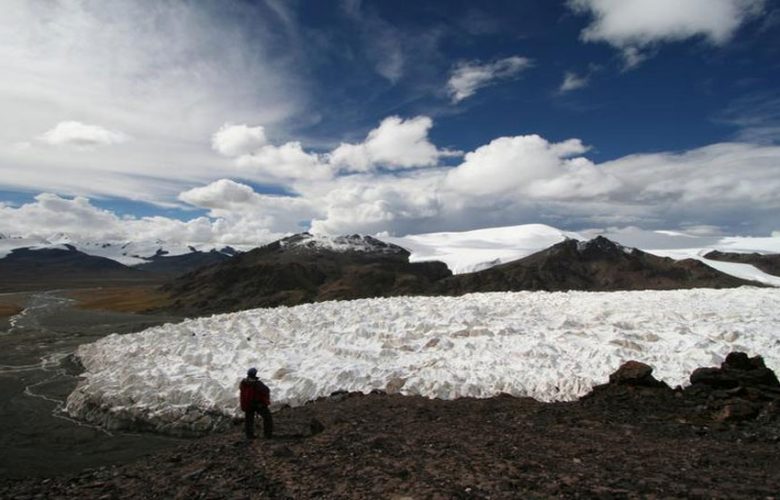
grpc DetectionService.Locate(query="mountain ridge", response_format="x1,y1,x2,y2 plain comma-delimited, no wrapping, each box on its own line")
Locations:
158,234,761,316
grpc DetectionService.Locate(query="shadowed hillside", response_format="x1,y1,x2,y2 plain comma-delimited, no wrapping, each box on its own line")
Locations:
0,246,156,292
160,234,451,316
439,236,757,294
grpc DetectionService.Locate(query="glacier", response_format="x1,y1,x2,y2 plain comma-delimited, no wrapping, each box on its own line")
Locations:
66,288,780,434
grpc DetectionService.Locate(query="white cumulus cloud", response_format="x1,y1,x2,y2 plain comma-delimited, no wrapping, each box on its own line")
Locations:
178,179,257,208
569,0,765,67
445,135,602,198
212,124,268,157
447,56,533,103
235,142,332,182
329,116,460,172
39,121,129,149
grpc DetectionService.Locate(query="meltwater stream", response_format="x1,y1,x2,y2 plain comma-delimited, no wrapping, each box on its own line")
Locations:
0,291,184,479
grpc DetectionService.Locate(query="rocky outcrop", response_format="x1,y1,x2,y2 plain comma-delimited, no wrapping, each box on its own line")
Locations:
690,352,780,390
591,351,780,425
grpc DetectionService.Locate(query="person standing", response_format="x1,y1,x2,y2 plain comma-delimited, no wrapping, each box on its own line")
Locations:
239,367,273,439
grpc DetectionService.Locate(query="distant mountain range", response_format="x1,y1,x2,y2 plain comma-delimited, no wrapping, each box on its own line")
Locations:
158,233,766,316
0,236,237,292
1,225,778,299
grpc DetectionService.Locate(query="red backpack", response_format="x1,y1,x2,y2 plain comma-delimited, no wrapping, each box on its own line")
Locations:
240,379,271,410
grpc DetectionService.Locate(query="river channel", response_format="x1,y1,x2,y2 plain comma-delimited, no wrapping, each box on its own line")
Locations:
0,291,185,479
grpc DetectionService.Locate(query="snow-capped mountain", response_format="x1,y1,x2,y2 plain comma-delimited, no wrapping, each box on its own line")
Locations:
161,232,451,315
383,224,780,286
0,245,150,292
280,233,404,256
0,235,243,290
384,223,584,274
0,234,240,266
159,231,763,317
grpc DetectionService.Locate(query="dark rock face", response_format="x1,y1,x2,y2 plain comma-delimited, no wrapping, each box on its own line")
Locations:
704,250,780,277
437,237,757,295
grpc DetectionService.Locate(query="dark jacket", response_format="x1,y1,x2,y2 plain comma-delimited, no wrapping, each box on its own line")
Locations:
239,377,270,410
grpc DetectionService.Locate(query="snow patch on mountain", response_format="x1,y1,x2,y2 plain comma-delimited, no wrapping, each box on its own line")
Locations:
385,224,584,274
0,236,66,258
384,224,780,284
66,288,780,433
644,248,780,287
283,233,404,255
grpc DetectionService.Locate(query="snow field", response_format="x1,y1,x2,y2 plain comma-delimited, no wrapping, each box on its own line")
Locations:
386,224,583,274
66,288,780,433
645,248,780,287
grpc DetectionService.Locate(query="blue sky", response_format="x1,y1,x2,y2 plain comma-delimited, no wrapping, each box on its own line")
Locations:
0,0,779,244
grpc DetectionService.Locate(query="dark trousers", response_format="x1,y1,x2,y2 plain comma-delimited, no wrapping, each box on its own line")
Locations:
245,404,273,439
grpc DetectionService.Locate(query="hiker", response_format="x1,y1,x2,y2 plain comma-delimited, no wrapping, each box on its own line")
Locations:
239,367,273,439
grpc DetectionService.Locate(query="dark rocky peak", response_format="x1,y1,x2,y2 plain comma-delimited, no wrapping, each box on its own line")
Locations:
218,246,240,256
277,232,409,258
574,236,634,259
543,236,636,261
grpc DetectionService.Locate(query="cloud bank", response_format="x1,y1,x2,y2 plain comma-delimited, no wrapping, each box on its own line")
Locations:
3,120,779,244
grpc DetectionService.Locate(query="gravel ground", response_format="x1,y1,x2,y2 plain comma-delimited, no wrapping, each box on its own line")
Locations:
3,359,780,499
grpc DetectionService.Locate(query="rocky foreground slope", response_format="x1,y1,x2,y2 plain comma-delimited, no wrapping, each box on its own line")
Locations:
4,352,780,499
161,234,759,316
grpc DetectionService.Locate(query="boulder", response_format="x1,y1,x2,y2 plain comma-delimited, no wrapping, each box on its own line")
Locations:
690,352,779,389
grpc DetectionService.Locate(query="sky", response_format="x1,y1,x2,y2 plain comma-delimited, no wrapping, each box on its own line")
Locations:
1,0,779,245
